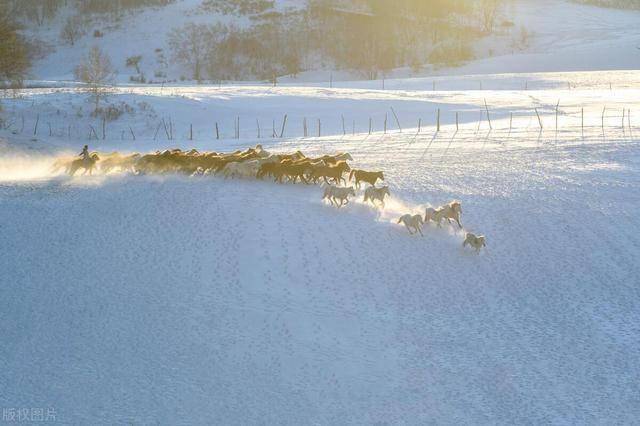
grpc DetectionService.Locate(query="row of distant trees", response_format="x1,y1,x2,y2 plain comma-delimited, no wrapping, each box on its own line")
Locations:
572,0,640,8
168,0,511,82
4,0,175,25
1,0,511,89
0,0,171,88
0,11,31,87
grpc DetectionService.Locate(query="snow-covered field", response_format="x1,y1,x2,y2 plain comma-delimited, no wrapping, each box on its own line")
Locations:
2,67,640,423
2,0,640,421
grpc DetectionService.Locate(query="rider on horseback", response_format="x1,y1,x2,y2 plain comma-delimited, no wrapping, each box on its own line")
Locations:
79,145,90,167
79,145,90,160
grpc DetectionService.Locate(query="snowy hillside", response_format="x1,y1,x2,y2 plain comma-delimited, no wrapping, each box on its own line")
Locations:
21,0,640,83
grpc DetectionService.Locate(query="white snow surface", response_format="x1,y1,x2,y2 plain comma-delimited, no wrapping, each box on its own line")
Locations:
1,68,640,423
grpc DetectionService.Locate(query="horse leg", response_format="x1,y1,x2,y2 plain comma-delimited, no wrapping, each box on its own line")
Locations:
417,226,424,237
456,218,463,229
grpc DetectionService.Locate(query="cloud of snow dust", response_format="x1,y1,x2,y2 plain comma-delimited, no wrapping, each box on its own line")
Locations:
375,196,425,224
0,154,65,182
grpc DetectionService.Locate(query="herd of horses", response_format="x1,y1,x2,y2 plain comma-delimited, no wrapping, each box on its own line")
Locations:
51,144,485,253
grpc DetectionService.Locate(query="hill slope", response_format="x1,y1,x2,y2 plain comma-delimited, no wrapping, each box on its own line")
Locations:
21,0,640,84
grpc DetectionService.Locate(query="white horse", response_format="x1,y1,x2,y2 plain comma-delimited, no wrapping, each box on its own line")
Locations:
322,185,356,208
190,167,205,177
397,214,425,236
363,186,390,208
256,155,281,166
463,233,486,253
221,162,242,179
222,162,258,179
241,160,262,177
228,160,261,178
255,144,270,158
334,153,354,162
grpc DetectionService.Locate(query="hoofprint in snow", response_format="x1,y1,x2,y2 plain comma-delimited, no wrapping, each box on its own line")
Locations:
1,71,639,424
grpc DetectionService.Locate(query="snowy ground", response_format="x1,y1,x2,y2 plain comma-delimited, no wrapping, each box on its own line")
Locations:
2,67,640,424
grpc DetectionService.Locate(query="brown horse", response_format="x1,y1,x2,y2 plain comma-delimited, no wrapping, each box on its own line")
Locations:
69,153,100,176
349,169,384,189
280,161,311,184
310,161,351,185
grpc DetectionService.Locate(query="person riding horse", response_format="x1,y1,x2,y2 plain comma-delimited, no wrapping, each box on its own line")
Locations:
79,145,90,167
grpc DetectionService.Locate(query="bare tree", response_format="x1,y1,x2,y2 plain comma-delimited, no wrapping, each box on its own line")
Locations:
74,46,115,113
0,12,31,87
168,23,210,81
478,0,504,34
60,15,85,46
126,55,142,74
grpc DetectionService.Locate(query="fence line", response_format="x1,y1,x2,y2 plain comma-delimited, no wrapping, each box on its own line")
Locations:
2,104,637,143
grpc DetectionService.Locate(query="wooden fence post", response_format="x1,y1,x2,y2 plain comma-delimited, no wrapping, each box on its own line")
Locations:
391,107,402,133
342,115,346,135
456,112,459,132
535,108,543,129
215,122,219,140
484,99,492,130
280,114,287,138
318,119,321,137
257,119,261,139
34,113,39,136
436,109,440,132
129,126,136,141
